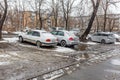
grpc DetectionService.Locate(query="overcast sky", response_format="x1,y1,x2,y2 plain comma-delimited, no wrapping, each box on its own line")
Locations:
2,0,120,15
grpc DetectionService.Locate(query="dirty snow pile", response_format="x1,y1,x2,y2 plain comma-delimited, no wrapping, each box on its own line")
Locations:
54,46,75,53
3,37,18,43
111,59,120,66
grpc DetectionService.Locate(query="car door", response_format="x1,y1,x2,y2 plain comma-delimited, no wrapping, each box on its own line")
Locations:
57,31,65,43
92,33,99,41
24,30,33,42
31,31,40,44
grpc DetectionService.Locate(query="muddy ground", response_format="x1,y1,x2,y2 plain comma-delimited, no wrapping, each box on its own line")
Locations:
0,42,76,80
0,36,120,80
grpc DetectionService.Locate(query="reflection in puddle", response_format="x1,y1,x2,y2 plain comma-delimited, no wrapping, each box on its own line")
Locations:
111,59,120,66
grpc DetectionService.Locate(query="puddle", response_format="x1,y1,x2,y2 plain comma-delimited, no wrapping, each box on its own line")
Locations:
105,69,120,74
111,59,120,66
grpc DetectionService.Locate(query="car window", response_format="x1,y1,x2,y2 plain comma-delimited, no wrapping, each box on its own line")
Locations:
93,33,99,36
51,31,57,35
57,31,64,36
32,31,40,37
27,31,33,35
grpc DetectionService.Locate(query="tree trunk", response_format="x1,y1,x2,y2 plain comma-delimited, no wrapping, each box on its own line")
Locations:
103,11,107,32
80,0,100,41
0,0,8,40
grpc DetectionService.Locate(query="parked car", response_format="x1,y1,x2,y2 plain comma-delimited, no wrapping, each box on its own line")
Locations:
51,30,80,47
113,33,120,42
18,30,58,47
49,27,65,31
87,32,116,44
70,28,80,36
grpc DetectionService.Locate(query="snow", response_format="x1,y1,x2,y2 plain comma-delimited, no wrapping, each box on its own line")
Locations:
111,59,120,66
81,42,98,45
2,31,8,34
43,69,64,80
0,54,10,58
9,52,18,56
54,46,75,53
12,31,22,35
105,69,120,74
0,62,10,65
115,42,120,44
3,37,18,43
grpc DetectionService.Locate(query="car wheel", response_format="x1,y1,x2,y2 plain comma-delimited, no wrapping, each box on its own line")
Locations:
19,36,23,42
36,41,42,48
116,38,119,42
60,40,66,47
101,39,106,44
88,38,92,41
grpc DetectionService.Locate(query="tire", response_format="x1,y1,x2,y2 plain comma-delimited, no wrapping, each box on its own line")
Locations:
88,38,92,41
116,38,119,42
36,41,42,48
101,39,106,44
60,40,66,47
19,36,23,42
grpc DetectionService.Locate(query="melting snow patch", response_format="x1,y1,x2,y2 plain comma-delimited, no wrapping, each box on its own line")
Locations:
12,31,22,35
105,69,120,74
111,59,120,66
80,42,98,45
115,42,120,45
0,62,10,65
54,46,75,53
3,37,18,43
43,69,64,80
0,54,10,58
9,52,18,56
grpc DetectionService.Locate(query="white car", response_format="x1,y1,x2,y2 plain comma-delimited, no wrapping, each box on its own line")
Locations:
18,30,58,47
113,33,120,42
70,28,80,36
87,32,115,44
51,30,80,47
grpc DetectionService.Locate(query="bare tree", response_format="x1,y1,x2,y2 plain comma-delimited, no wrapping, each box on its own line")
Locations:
101,0,120,32
60,0,75,30
0,0,8,39
76,0,87,31
35,0,52,29
80,0,101,41
51,0,60,27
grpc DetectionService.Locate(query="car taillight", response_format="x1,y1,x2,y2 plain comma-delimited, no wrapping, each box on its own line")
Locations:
46,39,51,42
69,37,74,41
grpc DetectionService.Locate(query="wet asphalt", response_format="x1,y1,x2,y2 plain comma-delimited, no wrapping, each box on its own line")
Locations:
56,56,120,80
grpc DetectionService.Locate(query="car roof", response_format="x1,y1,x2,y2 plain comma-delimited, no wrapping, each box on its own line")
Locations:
55,30,69,32
31,29,47,33
96,32,113,35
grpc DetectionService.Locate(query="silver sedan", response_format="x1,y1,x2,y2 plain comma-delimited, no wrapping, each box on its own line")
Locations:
51,30,80,47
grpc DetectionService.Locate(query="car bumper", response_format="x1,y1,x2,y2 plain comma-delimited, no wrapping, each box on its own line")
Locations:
41,42,58,46
68,41,80,45
106,39,115,43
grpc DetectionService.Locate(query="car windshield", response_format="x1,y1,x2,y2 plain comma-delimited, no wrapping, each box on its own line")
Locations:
105,34,114,37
